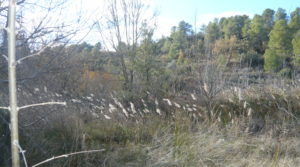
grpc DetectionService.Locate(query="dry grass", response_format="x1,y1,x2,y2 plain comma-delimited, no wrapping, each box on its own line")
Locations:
5,85,300,166
146,121,300,167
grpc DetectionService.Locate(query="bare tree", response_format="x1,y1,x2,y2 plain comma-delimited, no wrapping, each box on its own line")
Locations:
97,0,156,90
198,60,228,120
0,0,95,166
0,0,95,85
7,1,19,166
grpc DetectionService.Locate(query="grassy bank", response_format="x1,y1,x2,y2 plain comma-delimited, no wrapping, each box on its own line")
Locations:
2,86,300,166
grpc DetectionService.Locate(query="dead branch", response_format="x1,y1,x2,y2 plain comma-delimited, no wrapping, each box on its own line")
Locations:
0,106,9,110
32,149,106,167
1,54,8,61
18,102,66,111
13,140,28,167
16,44,54,64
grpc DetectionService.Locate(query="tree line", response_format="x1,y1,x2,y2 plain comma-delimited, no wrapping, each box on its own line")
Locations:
161,8,300,75
79,7,300,95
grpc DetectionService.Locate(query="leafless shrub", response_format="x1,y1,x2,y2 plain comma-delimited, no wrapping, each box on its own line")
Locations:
197,60,229,120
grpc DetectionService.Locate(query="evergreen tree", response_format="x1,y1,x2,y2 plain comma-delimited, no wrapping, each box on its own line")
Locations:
292,30,300,66
262,8,275,50
264,20,292,72
135,30,160,88
164,21,193,60
221,15,249,39
245,15,266,53
275,8,287,22
205,20,221,43
262,8,275,32
288,7,300,35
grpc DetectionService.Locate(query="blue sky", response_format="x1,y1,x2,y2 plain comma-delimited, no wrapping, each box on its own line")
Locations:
153,0,299,23
70,0,300,43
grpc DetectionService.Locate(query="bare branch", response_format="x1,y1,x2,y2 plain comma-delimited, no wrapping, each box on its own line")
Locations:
32,149,106,167
1,54,8,61
0,26,7,31
16,21,84,65
23,109,56,127
0,106,9,110
13,140,28,167
18,102,66,111
0,0,25,13
16,44,53,64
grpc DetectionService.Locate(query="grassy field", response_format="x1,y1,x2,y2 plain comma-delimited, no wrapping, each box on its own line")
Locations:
11,86,299,167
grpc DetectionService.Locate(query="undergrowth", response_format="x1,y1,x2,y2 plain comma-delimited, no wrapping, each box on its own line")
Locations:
15,87,300,166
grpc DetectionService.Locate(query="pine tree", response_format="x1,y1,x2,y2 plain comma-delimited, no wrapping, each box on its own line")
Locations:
292,30,300,66
135,30,159,86
275,8,287,22
262,8,275,32
245,15,266,53
288,8,300,35
205,20,221,43
264,20,292,72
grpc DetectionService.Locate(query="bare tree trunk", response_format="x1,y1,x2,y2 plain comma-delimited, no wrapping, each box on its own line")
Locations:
120,53,129,89
129,69,133,89
0,12,8,74
8,0,20,166
101,0,155,91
